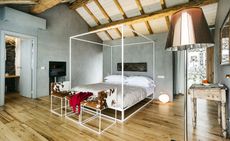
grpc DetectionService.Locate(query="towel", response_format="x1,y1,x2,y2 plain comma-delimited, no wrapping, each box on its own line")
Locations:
69,92,93,114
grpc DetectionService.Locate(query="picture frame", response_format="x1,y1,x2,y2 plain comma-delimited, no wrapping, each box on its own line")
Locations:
220,10,230,65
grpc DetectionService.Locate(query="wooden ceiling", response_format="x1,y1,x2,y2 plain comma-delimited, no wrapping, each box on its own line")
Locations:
0,0,70,13
70,0,218,41
1,0,218,41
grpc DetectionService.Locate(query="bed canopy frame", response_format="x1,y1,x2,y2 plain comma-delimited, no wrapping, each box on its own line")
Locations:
69,24,156,122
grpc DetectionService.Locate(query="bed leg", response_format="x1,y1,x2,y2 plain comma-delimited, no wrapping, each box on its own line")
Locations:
50,95,53,112
122,110,125,121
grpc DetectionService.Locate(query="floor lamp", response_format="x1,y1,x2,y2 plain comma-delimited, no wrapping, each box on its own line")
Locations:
165,7,214,141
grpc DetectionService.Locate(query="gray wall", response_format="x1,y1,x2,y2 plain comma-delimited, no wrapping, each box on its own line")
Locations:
71,39,103,86
0,7,46,106
0,7,46,36
213,0,230,131
0,5,102,99
103,37,154,78
37,5,102,97
103,33,173,101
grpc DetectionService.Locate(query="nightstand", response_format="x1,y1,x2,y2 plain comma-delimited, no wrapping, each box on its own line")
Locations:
189,84,227,138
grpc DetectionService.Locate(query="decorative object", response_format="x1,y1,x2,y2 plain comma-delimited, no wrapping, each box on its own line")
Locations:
220,10,230,65
158,94,169,103
202,79,208,84
189,84,227,138
226,74,230,78
117,62,147,72
165,7,214,141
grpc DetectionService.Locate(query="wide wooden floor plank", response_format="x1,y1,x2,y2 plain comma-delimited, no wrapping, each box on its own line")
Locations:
0,93,229,141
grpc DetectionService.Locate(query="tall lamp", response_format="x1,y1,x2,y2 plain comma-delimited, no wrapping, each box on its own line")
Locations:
165,7,214,141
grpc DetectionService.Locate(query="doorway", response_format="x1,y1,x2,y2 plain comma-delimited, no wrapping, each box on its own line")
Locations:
0,31,37,106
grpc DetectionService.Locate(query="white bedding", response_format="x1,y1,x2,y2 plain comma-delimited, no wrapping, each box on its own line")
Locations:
71,82,155,109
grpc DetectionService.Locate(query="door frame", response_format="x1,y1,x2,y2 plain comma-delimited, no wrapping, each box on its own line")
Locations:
0,30,37,106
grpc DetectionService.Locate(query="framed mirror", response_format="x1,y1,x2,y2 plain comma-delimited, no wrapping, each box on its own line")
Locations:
220,10,230,65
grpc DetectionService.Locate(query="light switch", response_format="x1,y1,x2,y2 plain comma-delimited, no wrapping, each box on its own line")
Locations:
157,75,165,79
41,66,46,70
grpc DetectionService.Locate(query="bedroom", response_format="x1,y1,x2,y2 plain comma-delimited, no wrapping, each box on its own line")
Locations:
0,0,229,141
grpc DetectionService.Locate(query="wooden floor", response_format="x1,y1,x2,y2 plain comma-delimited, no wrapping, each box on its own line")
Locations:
0,93,229,141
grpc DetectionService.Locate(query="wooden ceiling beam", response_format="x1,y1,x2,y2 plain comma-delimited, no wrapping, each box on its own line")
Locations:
113,0,126,18
82,3,113,40
135,0,144,14
94,0,110,22
0,0,38,5
135,0,153,34
94,0,122,37
83,4,100,25
90,0,218,32
69,0,93,10
165,16,171,30
160,0,166,9
113,0,137,36
104,31,113,40
160,0,171,30
145,21,153,34
31,0,62,14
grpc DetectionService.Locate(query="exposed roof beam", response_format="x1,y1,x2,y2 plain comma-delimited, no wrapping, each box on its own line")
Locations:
135,0,153,34
94,0,110,21
160,0,171,30
165,16,171,30
82,3,112,40
113,0,126,18
90,0,218,32
135,0,144,14
145,21,153,34
0,0,38,5
160,0,166,9
83,4,100,24
69,0,93,10
113,0,137,36
31,0,62,14
104,31,113,40
94,0,122,37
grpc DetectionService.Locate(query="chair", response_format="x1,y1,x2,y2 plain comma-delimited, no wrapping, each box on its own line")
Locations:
50,82,70,116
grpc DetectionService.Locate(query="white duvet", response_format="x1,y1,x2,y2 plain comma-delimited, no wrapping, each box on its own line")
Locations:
71,82,154,109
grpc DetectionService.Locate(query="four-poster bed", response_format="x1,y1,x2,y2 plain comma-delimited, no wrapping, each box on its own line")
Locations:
69,24,156,122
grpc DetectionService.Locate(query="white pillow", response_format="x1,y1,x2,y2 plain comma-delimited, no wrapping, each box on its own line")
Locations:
125,76,155,87
104,75,127,84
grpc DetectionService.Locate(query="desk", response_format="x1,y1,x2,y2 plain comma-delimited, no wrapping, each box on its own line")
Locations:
189,84,227,138
5,75,20,79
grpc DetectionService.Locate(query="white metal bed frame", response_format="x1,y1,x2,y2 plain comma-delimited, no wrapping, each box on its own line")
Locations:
69,24,156,122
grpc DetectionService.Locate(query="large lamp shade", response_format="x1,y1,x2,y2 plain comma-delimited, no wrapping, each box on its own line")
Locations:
165,7,214,51
165,7,214,141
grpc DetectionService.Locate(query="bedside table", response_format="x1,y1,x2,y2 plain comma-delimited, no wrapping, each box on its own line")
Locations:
189,84,227,138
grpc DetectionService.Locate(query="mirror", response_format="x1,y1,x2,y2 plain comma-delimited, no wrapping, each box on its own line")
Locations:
220,10,230,65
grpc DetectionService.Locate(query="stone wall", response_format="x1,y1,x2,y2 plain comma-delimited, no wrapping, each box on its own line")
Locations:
5,40,16,75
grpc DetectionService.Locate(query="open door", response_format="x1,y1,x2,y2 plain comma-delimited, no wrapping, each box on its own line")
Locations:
19,38,33,98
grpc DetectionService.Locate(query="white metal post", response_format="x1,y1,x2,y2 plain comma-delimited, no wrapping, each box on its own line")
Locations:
152,42,155,80
69,37,72,88
121,25,124,121
111,46,113,75
184,50,188,141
